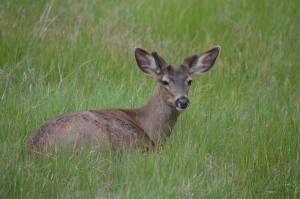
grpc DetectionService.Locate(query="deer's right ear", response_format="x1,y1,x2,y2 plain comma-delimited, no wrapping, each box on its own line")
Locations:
134,47,162,76
184,46,221,75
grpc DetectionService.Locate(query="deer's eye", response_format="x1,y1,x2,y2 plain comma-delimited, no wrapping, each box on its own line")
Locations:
162,80,169,86
187,80,192,86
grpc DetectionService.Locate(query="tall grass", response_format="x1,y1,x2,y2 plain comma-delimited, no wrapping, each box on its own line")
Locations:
1,0,299,198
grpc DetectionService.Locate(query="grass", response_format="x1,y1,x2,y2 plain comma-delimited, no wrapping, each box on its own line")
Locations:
1,0,299,198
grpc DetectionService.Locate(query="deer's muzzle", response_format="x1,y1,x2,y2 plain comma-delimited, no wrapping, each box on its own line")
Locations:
175,96,190,111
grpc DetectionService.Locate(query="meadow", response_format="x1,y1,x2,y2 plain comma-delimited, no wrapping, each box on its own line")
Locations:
0,0,299,198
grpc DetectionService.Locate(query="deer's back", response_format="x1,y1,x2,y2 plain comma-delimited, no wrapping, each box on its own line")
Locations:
27,109,154,151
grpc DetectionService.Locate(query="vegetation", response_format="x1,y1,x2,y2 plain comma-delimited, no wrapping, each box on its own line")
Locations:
0,0,299,198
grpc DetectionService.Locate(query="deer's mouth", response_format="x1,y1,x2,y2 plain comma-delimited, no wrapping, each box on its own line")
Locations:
175,105,189,111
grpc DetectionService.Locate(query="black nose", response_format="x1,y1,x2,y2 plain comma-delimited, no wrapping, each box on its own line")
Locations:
175,97,190,110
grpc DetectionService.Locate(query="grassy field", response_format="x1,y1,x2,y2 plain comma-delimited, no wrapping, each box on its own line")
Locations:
1,0,299,198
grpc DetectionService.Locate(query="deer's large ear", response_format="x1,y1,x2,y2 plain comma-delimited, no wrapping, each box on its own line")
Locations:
184,46,221,75
134,47,163,77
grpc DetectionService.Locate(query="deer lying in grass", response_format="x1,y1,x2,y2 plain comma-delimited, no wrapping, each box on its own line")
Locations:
27,46,220,152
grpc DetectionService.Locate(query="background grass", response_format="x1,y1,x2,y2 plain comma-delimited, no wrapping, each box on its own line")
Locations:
1,0,299,198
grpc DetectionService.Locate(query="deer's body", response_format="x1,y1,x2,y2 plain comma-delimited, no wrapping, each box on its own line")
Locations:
28,84,179,150
27,46,220,152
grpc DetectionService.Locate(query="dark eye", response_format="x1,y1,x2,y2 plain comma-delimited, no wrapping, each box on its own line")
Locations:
162,80,169,86
188,80,192,86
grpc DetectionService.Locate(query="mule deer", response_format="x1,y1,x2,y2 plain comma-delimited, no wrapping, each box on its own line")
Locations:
27,46,221,152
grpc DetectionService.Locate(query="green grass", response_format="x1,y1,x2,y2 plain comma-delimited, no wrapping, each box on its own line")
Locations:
1,0,299,198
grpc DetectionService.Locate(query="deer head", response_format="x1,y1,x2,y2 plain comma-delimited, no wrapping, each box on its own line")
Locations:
134,46,221,111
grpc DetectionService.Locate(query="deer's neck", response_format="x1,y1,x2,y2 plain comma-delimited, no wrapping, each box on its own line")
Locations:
135,84,181,145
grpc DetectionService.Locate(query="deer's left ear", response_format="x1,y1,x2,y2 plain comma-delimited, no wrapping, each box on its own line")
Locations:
134,47,163,77
183,46,221,74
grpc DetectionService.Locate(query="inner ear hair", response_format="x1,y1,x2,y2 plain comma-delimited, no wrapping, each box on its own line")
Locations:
183,54,198,68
